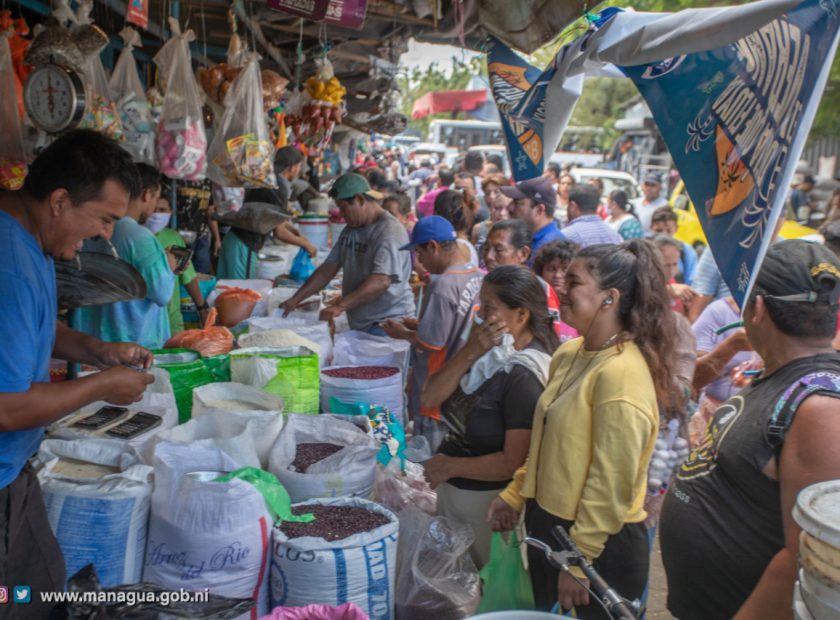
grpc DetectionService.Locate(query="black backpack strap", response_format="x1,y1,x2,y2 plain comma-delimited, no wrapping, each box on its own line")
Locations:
767,372,840,450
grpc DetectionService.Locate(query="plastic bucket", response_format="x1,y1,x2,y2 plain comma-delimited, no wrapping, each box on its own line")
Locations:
330,222,346,247
794,481,840,619
800,568,840,620
795,581,816,620
298,215,329,252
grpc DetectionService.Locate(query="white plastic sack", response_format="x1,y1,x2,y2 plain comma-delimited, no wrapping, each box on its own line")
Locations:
53,368,177,452
208,279,273,317
268,413,380,503
271,497,399,620
231,347,320,414
146,411,265,469
332,331,410,380
245,318,333,367
320,366,405,425
145,442,272,619
35,438,153,587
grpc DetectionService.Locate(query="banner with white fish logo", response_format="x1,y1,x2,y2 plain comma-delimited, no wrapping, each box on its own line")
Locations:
620,0,840,306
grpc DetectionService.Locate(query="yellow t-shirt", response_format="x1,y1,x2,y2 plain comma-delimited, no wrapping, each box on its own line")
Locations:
500,337,659,562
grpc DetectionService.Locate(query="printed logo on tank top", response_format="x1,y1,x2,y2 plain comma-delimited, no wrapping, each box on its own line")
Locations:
678,396,745,480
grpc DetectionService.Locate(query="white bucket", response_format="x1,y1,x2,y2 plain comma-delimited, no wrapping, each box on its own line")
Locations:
794,481,840,619
298,216,330,252
330,222,347,247
799,568,840,620
795,581,816,620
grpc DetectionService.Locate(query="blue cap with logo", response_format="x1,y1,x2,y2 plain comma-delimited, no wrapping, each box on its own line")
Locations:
399,215,457,250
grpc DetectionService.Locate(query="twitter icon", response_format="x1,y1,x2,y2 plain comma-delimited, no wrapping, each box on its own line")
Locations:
12,586,30,604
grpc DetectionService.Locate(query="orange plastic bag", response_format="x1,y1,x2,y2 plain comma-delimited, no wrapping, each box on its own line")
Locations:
215,286,262,327
165,308,233,357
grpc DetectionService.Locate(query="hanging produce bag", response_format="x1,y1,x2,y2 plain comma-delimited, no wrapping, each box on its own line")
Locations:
208,54,277,188
475,532,535,613
151,348,215,423
0,33,26,190
289,247,315,282
76,1,124,141
231,346,319,414
109,27,155,163
155,17,207,180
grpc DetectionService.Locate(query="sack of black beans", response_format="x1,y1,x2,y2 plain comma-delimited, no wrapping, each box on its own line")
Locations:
268,413,380,503
320,365,405,425
271,497,399,620
144,442,273,620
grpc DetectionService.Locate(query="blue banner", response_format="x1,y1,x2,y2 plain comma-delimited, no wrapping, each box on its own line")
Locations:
618,0,840,307
486,36,553,182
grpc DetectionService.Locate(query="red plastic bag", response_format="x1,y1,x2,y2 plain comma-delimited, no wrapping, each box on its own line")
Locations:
215,286,263,327
165,308,233,357
216,286,264,302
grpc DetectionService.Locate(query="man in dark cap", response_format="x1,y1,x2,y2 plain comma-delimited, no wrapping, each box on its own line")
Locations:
244,145,305,214
634,172,668,232
502,175,565,266
280,173,415,334
660,239,840,620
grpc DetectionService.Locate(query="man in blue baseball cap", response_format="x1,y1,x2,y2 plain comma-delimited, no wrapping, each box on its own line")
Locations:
383,215,484,451
502,175,565,266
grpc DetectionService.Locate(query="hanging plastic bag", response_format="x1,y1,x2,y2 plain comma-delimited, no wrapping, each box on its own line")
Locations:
0,33,26,190
75,0,124,141
208,54,277,188
289,247,315,283
165,308,234,357
476,532,535,613
155,17,207,180
395,506,481,619
372,459,436,516
110,27,155,163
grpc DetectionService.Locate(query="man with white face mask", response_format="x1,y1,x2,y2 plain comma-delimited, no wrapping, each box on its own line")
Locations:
73,163,180,348
147,196,208,332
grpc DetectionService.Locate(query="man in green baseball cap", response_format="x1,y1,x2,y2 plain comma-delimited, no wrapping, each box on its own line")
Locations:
280,173,414,334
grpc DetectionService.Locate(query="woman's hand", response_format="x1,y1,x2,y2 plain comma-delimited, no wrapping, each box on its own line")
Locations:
558,572,590,612
422,454,452,489
465,318,508,358
485,496,520,532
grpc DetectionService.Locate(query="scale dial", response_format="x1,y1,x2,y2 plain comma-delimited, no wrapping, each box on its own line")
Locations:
23,64,86,134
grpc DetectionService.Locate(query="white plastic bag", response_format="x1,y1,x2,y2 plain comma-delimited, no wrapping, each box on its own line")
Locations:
146,411,264,468
154,18,207,180
241,318,333,367
109,27,155,163
332,331,410,380
320,366,405,425
271,497,399,620
35,438,153,587
231,347,320,414
145,442,271,619
207,54,277,188
268,413,380,503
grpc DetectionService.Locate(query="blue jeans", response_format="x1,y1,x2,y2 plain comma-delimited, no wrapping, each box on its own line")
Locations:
365,324,388,337
192,232,212,274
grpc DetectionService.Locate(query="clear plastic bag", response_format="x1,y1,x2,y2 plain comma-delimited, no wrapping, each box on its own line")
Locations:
155,18,207,180
109,27,155,163
75,1,123,141
395,506,481,620
372,460,436,516
0,34,26,190
207,54,277,188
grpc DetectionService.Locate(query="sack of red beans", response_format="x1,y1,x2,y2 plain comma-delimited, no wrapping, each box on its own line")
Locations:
320,366,405,425
270,497,398,620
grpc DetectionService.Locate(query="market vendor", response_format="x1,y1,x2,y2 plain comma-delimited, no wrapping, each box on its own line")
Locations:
281,173,415,335
0,130,154,616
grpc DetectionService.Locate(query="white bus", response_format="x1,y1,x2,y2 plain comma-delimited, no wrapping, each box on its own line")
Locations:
428,120,504,149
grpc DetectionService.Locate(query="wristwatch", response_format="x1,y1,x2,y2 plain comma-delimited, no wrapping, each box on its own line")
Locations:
198,302,210,311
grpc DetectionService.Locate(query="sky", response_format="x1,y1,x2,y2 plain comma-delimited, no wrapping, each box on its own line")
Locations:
398,40,478,75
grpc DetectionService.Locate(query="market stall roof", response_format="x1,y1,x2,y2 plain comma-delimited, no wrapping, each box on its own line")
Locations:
410,89,486,120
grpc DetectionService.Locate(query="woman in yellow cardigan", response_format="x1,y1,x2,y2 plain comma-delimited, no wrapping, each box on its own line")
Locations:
487,239,678,619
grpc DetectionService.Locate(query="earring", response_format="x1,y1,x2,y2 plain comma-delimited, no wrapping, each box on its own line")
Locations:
602,297,613,306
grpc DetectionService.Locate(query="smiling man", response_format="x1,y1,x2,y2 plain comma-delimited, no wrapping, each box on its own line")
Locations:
0,130,155,618
280,173,415,335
